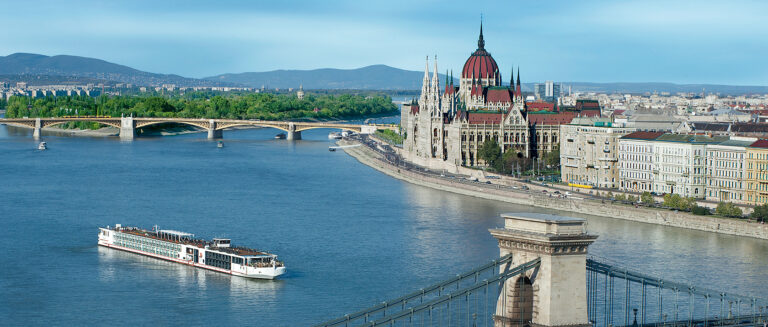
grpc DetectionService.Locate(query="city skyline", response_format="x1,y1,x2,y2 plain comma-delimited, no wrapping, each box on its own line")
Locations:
1,0,767,85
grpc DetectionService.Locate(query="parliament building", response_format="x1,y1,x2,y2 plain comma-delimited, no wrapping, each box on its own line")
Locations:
401,23,600,170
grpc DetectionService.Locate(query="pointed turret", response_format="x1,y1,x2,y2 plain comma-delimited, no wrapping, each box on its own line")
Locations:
419,56,430,107
515,67,522,97
478,19,485,50
432,55,440,110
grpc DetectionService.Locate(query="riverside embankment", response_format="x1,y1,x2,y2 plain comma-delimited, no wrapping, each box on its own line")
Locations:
341,138,768,240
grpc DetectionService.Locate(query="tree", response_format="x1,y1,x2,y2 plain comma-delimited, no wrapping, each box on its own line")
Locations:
692,205,711,215
715,202,743,218
542,147,561,167
640,192,654,205
664,194,683,209
478,138,502,169
751,203,768,222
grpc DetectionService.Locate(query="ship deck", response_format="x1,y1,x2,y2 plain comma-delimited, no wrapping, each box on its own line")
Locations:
113,227,269,257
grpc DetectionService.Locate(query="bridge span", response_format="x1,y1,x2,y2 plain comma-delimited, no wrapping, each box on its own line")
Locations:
317,213,768,327
0,117,396,140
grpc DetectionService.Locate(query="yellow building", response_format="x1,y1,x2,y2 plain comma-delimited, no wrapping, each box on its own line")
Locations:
745,140,768,205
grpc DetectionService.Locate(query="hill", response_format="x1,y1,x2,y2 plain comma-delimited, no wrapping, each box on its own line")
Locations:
0,53,233,87
205,65,448,90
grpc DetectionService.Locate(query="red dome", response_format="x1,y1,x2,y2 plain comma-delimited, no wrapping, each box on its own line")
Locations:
462,23,499,79
462,49,499,79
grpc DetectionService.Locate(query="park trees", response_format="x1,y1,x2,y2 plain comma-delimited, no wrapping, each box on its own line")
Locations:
750,203,768,222
715,202,743,218
640,192,654,205
478,138,502,170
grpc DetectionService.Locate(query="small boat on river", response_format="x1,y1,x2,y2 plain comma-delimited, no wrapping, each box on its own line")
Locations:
328,132,342,140
217,141,224,148
38,141,47,150
275,133,286,139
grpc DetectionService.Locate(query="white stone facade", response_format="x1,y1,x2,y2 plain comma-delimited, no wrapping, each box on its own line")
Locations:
618,138,656,192
650,135,729,198
704,137,755,204
560,120,635,188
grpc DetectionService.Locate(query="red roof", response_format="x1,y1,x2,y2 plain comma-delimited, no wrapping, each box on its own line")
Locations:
621,131,664,140
444,85,458,95
526,102,554,112
581,109,601,117
462,49,499,79
409,104,419,114
613,109,626,115
527,112,577,125
750,139,768,148
485,88,512,103
467,112,503,124
576,100,600,111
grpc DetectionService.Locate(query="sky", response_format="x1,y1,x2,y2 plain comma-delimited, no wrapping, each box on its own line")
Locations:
1,0,767,85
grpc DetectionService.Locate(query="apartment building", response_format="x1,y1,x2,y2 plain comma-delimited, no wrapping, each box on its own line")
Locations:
618,131,665,192
705,137,755,204
560,118,635,188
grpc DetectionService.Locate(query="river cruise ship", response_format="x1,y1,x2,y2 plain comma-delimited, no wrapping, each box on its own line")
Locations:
98,224,286,279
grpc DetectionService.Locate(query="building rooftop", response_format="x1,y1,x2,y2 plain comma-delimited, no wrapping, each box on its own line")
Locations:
714,138,757,147
749,139,768,149
655,134,728,144
620,131,665,140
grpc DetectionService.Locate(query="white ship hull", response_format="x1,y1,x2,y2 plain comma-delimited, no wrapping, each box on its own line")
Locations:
98,227,286,279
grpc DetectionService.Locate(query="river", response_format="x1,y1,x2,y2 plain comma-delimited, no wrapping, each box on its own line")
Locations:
0,121,766,326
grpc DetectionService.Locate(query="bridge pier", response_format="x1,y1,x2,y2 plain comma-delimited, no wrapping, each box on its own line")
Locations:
287,123,301,140
33,118,41,139
490,213,598,327
207,120,223,139
120,116,136,140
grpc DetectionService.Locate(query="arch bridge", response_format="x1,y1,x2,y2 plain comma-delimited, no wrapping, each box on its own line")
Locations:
0,117,395,140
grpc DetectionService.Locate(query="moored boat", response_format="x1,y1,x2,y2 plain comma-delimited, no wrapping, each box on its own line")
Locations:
328,132,342,140
98,224,286,279
38,141,47,150
275,133,286,139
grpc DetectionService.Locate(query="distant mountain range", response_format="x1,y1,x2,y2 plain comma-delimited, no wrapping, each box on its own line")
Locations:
204,65,447,90
0,53,233,87
1,53,766,94
560,82,768,95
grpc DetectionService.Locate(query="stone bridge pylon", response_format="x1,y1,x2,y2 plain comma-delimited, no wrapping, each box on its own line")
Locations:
490,213,598,327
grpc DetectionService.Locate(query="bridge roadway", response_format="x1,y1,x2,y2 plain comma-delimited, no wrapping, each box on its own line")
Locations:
0,117,396,140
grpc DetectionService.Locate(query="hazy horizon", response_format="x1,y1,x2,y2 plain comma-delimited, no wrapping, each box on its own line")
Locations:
1,0,767,85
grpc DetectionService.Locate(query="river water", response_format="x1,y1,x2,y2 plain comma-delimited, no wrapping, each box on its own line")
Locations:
1,121,767,326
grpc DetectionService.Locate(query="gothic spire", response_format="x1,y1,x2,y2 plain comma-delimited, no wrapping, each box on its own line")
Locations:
477,18,485,50
450,70,454,86
432,55,439,91
510,66,515,92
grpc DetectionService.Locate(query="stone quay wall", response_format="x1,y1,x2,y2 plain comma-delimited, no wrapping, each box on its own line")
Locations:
342,140,768,240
